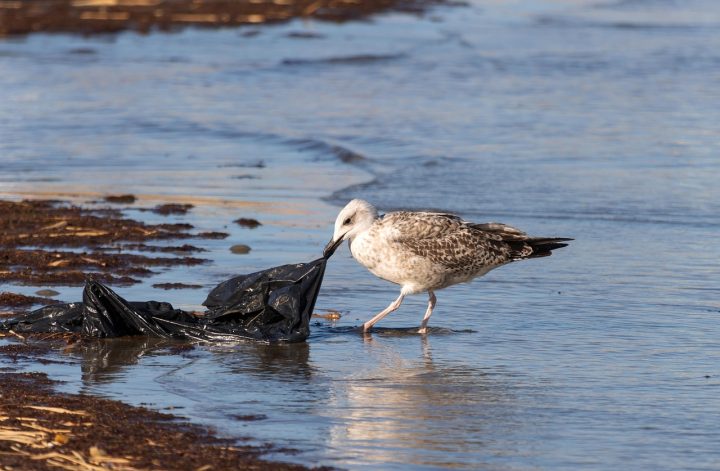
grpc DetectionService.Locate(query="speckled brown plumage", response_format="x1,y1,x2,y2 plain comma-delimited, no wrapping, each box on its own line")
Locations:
325,199,571,332
348,210,570,294
388,213,524,268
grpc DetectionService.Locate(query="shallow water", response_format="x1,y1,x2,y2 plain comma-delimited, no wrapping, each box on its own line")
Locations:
2,0,720,469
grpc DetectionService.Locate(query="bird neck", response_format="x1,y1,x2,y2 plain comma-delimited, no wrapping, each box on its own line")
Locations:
347,222,373,252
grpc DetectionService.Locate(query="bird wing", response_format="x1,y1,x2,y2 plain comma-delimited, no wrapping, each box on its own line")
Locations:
380,212,520,270
380,211,462,239
469,222,528,240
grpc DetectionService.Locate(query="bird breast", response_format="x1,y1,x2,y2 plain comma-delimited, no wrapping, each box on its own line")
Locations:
349,230,383,271
349,228,445,291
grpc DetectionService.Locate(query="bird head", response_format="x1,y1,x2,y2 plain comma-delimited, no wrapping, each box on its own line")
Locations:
323,199,378,258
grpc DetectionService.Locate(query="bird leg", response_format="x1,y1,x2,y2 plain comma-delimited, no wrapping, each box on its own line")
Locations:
418,291,436,334
362,293,405,332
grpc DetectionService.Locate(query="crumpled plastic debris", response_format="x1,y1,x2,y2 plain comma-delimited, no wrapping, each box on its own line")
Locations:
1,258,326,343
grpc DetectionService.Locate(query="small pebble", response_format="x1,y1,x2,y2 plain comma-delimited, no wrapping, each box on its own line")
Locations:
36,289,60,297
234,217,261,228
230,244,251,254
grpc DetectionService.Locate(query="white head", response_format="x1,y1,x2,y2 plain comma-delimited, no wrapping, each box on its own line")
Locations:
323,199,378,258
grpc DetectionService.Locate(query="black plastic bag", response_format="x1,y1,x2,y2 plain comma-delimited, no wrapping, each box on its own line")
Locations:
1,258,326,343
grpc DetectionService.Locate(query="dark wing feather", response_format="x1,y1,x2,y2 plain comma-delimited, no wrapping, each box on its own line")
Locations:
383,212,571,268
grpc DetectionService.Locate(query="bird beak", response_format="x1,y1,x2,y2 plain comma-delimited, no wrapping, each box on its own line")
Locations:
323,236,344,258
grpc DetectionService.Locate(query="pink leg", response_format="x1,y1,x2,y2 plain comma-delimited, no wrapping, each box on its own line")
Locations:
362,293,405,332
418,291,436,334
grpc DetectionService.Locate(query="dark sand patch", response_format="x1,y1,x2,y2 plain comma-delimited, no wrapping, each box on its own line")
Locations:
103,194,136,204
122,243,207,253
198,231,230,239
151,203,194,216
0,0,438,36
234,217,262,228
0,199,208,286
0,292,60,309
0,200,331,469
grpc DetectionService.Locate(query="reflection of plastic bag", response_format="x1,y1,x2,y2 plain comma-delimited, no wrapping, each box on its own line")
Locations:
1,258,326,343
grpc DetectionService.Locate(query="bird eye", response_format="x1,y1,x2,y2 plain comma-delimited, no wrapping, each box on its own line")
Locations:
343,217,352,226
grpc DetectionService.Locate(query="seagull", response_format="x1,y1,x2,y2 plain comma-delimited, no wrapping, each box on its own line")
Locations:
323,199,571,333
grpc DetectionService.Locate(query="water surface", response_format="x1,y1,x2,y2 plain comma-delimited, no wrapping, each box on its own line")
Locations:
1,0,719,469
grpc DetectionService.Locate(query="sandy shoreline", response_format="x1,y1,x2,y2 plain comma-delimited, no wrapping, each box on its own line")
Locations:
0,197,334,469
0,353,328,470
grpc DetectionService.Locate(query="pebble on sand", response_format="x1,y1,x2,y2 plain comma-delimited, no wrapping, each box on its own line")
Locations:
230,244,251,254
234,217,262,228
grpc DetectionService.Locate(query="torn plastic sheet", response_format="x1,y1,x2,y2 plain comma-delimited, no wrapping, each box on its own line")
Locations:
1,258,327,343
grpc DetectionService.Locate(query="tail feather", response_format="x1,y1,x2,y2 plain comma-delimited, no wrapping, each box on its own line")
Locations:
525,237,573,259
472,221,572,261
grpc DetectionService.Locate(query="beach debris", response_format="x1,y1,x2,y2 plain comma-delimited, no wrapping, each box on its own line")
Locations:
6,330,26,341
26,405,88,416
0,406,138,471
1,258,327,343
312,310,342,320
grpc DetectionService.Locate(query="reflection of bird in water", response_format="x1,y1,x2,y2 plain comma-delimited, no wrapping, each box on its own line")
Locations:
324,336,516,468
324,199,571,333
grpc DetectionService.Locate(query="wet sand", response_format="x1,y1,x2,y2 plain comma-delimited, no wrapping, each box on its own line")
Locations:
0,199,209,288
0,198,328,470
0,0,438,36
0,363,324,470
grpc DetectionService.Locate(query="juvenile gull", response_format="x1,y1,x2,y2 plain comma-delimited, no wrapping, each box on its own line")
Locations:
324,199,572,333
